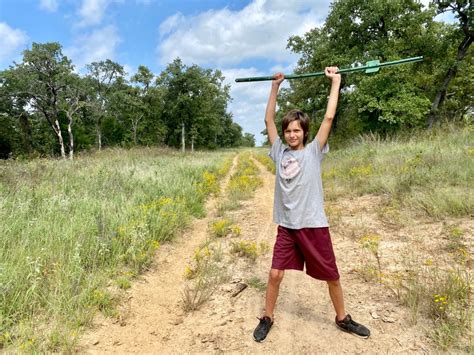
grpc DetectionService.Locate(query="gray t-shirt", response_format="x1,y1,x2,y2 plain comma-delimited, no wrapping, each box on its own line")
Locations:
269,137,329,229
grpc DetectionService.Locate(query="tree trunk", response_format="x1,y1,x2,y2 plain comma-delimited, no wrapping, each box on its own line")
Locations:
96,122,102,151
191,136,194,152
181,122,185,153
132,124,138,145
54,119,66,159
131,114,143,145
67,113,74,160
19,112,33,154
428,33,473,127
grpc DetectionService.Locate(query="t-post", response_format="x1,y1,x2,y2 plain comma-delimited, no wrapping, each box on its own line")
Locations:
235,56,424,83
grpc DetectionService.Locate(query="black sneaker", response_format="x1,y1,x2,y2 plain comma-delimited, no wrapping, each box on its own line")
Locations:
253,316,273,342
335,314,370,338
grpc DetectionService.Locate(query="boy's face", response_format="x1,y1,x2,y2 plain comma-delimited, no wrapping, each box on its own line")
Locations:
284,120,305,150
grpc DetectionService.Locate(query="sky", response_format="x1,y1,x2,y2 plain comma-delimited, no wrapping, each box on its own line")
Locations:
0,0,447,145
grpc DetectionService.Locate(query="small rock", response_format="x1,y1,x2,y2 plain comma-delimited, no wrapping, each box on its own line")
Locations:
382,316,396,323
92,340,100,346
173,317,184,325
370,311,380,319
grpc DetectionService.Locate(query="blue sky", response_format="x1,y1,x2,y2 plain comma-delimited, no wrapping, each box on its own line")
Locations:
0,0,446,145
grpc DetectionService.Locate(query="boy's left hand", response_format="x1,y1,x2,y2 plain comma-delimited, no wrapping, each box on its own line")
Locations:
325,66,341,81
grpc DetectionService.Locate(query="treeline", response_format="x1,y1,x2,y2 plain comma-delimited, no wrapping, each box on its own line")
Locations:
270,0,472,143
0,45,255,159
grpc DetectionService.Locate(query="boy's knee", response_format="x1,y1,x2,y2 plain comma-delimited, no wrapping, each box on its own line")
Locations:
326,279,341,288
269,269,285,284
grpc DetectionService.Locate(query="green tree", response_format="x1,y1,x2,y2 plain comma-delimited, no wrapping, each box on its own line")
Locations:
156,58,233,150
13,42,80,159
286,0,445,139
428,0,473,126
0,68,33,157
241,132,256,147
128,65,156,145
111,82,147,145
60,73,88,159
86,59,125,150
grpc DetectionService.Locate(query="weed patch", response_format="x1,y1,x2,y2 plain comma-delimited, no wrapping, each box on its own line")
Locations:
395,267,471,351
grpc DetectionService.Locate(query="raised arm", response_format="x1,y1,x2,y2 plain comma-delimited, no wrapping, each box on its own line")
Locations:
265,73,284,146
316,67,341,150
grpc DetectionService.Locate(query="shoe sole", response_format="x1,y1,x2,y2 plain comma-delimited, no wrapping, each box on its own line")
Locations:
335,324,370,339
253,331,271,342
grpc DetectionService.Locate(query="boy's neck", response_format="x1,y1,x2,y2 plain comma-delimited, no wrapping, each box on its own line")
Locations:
289,144,305,151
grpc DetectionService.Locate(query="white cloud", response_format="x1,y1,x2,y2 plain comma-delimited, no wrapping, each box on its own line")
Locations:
39,0,59,12
65,25,121,71
0,23,28,65
77,0,123,27
223,67,291,146
157,0,330,67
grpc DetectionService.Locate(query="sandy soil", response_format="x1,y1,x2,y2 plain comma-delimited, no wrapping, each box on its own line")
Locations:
78,154,473,354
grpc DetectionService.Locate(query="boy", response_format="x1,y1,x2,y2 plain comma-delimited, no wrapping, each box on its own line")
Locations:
253,68,370,342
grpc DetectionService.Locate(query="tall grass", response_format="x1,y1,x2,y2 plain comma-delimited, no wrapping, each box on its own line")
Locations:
322,125,473,218
0,147,235,351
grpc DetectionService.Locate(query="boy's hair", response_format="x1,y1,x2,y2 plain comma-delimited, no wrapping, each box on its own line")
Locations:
282,109,310,145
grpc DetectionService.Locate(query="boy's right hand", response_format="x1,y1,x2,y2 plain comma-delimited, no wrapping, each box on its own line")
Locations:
272,72,285,87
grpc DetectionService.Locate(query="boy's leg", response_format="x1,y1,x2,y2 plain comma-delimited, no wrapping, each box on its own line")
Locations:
254,268,284,342
327,279,371,338
265,268,285,319
326,279,346,321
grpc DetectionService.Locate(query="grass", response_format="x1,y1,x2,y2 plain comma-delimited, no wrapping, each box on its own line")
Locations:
209,218,241,238
246,276,266,292
395,266,471,351
226,151,263,201
230,240,269,262
358,234,383,284
182,244,228,312
252,151,275,174
0,147,236,351
322,125,473,219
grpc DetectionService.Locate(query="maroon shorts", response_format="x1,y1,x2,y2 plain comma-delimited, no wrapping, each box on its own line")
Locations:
271,226,340,281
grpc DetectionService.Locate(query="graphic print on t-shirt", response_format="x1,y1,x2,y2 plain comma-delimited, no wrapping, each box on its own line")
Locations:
279,154,301,180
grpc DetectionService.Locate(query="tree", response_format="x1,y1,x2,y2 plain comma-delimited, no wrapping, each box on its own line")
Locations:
241,133,256,147
16,42,77,159
428,0,473,126
285,0,457,139
60,74,87,159
156,58,233,150
86,59,125,150
112,83,147,145
0,45,247,157
0,68,34,157
128,65,155,145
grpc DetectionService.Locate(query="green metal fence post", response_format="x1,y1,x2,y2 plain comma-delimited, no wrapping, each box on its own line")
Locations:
234,56,424,83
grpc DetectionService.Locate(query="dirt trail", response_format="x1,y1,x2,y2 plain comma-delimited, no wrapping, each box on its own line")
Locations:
78,154,462,354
